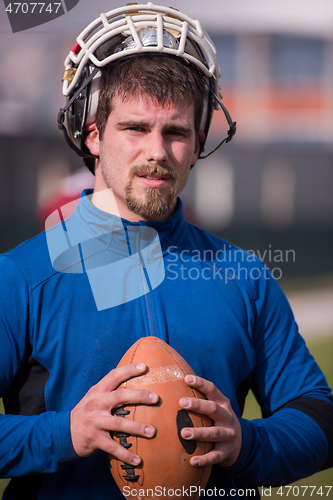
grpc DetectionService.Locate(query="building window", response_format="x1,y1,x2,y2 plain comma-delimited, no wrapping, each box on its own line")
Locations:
210,34,236,84
271,35,325,84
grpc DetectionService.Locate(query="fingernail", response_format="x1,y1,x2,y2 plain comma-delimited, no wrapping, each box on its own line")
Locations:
186,375,195,384
180,397,191,408
192,458,200,467
136,363,145,370
132,456,141,466
149,392,158,402
144,425,155,436
182,429,192,439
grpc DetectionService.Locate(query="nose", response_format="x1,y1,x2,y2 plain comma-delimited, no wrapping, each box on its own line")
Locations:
144,131,168,163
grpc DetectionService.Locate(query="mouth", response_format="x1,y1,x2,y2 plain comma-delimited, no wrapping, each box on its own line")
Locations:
137,173,170,188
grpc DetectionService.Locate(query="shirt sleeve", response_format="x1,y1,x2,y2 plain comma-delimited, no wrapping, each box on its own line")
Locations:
228,262,333,485
0,255,78,478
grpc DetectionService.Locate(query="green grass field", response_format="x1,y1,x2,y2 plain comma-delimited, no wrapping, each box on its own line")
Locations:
0,337,332,498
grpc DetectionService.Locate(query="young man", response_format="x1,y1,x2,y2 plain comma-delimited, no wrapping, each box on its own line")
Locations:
0,4,332,499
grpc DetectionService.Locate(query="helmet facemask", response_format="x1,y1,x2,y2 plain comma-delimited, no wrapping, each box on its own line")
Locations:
58,3,236,173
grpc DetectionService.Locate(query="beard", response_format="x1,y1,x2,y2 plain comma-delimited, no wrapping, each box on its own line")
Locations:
124,163,178,218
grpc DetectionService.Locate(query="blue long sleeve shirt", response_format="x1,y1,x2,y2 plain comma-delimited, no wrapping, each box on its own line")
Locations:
0,191,332,499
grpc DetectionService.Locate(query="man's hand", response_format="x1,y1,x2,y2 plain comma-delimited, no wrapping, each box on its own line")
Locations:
70,363,158,466
179,375,242,468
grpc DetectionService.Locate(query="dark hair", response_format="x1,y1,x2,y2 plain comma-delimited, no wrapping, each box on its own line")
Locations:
95,54,208,140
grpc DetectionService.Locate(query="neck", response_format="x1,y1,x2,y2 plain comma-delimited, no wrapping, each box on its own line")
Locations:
90,188,122,218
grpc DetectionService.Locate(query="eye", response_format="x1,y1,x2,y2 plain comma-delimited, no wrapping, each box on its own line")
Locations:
127,123,151,134
127,126,144,132
165,128,191,139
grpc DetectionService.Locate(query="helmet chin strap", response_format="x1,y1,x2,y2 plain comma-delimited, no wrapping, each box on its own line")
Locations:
198,90,236,159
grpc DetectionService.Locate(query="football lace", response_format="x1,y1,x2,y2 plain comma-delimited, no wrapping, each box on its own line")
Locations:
114,407,140,482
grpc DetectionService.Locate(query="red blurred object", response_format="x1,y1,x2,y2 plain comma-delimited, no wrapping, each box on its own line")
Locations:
36,168,94,230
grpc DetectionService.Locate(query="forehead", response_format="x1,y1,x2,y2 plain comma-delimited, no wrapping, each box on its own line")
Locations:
110,93,196,126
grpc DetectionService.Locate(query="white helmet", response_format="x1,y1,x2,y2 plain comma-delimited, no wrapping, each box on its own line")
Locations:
58,2,236,172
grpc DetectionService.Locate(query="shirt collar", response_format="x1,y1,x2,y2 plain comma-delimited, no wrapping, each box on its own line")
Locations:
74,189,187,254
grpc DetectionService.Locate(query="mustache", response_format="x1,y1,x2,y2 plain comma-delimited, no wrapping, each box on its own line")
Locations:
130,163,177,180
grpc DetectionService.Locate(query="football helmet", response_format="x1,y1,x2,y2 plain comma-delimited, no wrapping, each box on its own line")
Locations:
58,2,236,172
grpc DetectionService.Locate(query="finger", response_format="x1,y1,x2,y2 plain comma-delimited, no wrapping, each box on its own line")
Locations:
98,412,157,466
189,449,226,468
179,396,226,422
184,374,228,405
180,422,234,443
94,432,142,466
98,413,156,438
98,363,148,392
110,387,159,407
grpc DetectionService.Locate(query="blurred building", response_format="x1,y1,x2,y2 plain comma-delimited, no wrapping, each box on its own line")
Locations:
210,31,333,143
192,29,333,230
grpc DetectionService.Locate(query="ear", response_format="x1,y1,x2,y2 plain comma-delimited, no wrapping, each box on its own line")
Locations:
84,123,100,157
191,131,205,167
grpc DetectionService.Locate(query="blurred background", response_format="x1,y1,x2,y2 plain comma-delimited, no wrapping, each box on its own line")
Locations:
0,0,332,495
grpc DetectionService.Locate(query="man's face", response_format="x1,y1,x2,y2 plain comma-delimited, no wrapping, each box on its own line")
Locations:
87,94,201,222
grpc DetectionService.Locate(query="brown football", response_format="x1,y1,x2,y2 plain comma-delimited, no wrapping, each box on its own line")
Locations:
109,336,213,500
